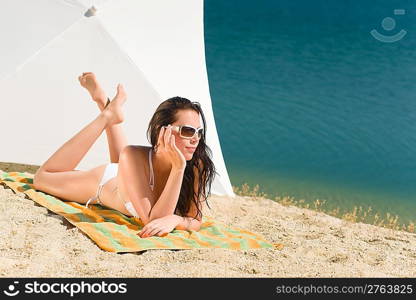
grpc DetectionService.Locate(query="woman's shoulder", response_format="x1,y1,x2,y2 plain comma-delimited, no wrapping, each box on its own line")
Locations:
125,145,151,153
122,145,151,160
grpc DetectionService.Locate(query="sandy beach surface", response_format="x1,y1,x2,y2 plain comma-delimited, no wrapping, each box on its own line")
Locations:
1,163,415,277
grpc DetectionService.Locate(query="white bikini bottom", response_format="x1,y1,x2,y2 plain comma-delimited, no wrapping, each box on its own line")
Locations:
86,163,140,218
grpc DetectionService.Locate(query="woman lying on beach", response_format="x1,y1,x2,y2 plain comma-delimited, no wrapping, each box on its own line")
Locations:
33,72,215,238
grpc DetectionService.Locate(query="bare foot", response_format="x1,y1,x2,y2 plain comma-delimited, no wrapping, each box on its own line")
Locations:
78,72,107,108
103,84,127,126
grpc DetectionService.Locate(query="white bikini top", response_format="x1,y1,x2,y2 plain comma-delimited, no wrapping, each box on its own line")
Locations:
148,148,155,191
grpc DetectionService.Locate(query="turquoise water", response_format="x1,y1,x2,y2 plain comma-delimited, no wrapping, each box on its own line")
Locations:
204,0,416,223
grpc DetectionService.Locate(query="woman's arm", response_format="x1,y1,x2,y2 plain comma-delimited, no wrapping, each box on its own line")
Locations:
147,167,185,221
138,161,206,237
174,215,202,231
174,161,205,231
139,211,202,237
146,124,187,222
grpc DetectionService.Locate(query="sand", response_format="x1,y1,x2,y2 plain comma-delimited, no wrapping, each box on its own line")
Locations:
1,164,415,277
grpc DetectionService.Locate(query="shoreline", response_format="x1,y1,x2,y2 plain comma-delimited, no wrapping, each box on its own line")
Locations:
234,183,416,234
1,163,415,277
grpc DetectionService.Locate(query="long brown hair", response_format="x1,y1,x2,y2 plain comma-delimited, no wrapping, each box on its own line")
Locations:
147,97,216,219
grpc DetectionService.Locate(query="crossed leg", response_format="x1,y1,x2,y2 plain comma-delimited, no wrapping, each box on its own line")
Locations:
78,72,128,162
33,81,127,205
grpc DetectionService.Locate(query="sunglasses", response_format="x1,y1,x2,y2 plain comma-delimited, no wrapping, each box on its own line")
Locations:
169,125,204,140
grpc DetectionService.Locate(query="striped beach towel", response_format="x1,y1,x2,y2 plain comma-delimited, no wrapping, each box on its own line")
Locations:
0,170,283,253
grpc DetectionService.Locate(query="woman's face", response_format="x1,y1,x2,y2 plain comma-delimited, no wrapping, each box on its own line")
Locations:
171,109,202,161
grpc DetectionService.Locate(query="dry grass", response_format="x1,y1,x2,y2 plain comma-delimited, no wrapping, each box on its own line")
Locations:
233,182,415,234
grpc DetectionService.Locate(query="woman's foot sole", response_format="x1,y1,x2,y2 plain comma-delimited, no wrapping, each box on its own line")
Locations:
78,72,107,108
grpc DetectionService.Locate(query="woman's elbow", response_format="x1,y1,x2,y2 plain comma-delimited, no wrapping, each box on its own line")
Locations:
193,224,201,231
191,219,202,231
140,217,150,226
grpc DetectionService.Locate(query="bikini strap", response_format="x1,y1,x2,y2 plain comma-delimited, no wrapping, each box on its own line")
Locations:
86,185,104,208
148,148,155,191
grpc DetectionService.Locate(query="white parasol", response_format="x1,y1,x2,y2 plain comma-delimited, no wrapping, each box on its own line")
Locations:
0,0,234,196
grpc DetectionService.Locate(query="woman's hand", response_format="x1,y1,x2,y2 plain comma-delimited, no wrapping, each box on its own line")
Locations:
138,215,181,238
156,124,186,171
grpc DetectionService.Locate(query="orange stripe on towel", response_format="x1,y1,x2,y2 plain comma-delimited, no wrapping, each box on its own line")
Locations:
77,223,118,252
